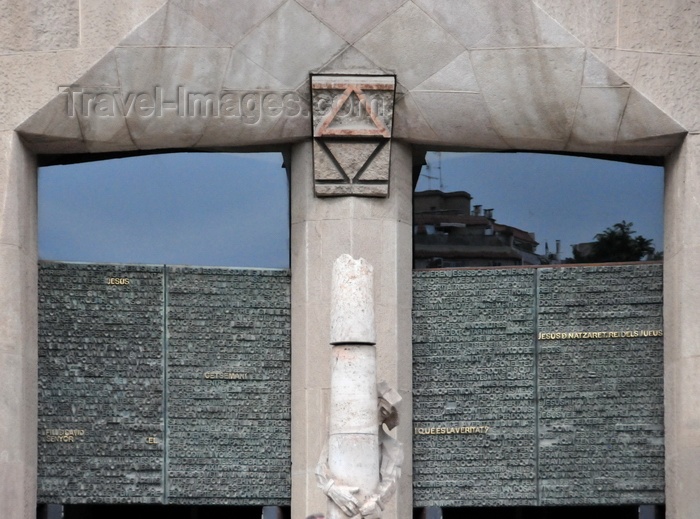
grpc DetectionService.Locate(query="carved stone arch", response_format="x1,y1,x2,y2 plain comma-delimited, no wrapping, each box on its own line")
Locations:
17,0,686,157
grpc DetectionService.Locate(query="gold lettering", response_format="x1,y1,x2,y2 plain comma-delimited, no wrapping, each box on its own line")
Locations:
538,329,663,340
204,371,249,380
414,425,490,435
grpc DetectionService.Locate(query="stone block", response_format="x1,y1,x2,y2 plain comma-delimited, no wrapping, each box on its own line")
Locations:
534,0,618,48
0,348,37,519
0,47,110,133
583,51,627,87
568,86,629,149
391,93,440,144
170,0,286,47
411,91,508,149
0,244,38,357
330,256,376,346
532,4,582,47
590,48,642,87
113,47,231,149
664,135,700,260
237,1,346,89
355,2,464,90
619,0,700,54
471,48,585,148
80,0,166,48
311,75,395,197
414,52,480,93
119,3,229,47
411,0,499,49
634,52,700,133
0,133,36,251
315,47,386,76
0,0,78,54
473,0,541,48
296,0,405,44
618,90,687,143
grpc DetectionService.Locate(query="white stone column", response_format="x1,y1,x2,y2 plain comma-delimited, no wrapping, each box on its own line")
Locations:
664,133,700,519
327,256,379,519
0,132,38,519
291,140,413,519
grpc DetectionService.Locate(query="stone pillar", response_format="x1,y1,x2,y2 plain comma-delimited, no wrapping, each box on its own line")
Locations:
0,132,38,519
290,140,412,519
664,133,700,519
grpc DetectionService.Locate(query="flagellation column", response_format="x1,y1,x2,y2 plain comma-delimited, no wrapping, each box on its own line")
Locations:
290,74,412,519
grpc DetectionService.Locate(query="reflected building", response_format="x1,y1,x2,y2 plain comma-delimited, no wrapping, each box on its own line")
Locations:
414,190,544,268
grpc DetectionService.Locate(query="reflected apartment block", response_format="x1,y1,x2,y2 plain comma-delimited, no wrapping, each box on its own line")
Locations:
414,190,551,268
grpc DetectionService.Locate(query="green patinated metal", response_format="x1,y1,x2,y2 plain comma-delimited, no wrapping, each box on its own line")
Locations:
37,262,291,505
413,264,664,507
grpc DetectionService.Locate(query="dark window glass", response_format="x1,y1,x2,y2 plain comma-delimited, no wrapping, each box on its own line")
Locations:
414,152,663,268
39,152,289,268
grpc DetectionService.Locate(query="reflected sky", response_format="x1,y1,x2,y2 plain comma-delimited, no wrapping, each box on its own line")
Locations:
39,151,663,267
416,152,664,257
39,152,290,268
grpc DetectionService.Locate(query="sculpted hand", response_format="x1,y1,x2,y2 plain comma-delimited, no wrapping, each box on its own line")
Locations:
359,495,382,519
327,484,361,516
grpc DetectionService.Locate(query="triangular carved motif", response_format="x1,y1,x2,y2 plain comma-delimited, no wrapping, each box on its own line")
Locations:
314,86,391,138
325,141,382,181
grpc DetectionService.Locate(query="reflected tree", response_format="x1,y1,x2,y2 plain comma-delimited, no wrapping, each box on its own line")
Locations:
571,220,656,263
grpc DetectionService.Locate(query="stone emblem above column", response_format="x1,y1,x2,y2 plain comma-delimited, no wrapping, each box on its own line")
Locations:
311,75,396,197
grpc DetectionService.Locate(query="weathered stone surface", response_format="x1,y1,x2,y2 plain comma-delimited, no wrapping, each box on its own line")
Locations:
1,47,110,134
330,255,376,345
413,264,665,506
619,0,700,55
471,47,585,150
170,0,286,47
665,135,700,519
0,0,78,54
411,0,507,49
391,93,440,144
80,0,167,49
315,46,385,76
296,0,405,44
0,231,37,519
411,91,508,149
633,52,700,133
534,0,618,48
414,52,480,93
355,3,464,91
568,86,629,152
532,5,582,47
617,90,687,145
237,1,346,89
119,4,229,47
583,51,628,88
166,267,291,505
113,47,231,149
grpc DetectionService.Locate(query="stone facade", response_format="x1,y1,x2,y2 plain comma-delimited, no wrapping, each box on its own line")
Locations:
0,1,698,518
